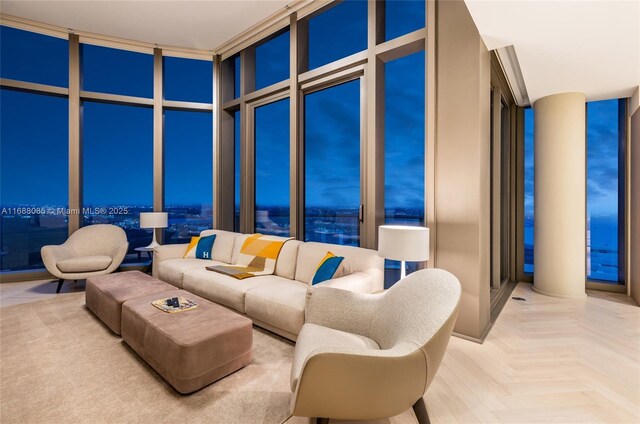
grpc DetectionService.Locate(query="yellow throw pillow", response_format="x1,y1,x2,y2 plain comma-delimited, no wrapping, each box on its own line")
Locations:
184,236,200,258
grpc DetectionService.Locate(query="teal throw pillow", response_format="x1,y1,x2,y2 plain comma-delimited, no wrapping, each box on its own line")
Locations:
195,235,216,259
311,252,345,285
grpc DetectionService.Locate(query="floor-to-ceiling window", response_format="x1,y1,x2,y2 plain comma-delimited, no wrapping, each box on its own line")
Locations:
81,44,154,261
384,50,425,286
523,107,535,274
0,90,69,272
164,110,213,243
1,23,215,279
490,79,514,298
586,99,625,283
254,98,290,236
304,80,361,246
213,1,428,255
82,102,153,257
522,100,626,288
234,111,241,232
163,56,214,244
0,26,69,272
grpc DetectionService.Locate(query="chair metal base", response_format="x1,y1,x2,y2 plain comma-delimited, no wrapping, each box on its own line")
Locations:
56,279,78,293
413,397,431,424
56,278,64,293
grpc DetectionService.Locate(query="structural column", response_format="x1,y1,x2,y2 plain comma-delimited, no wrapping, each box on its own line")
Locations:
533,92,587,299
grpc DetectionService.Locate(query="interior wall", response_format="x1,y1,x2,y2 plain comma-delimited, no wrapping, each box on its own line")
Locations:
630,90,640,306
435,0,491,340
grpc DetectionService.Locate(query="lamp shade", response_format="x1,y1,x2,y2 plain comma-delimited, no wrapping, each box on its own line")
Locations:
139,212,168,229
378,225,429,262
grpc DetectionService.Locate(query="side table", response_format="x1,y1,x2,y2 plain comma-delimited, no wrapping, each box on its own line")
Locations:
135,246,155,274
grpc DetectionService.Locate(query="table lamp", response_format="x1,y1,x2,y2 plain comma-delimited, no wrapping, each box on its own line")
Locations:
378,225,430,280
140,212,168,249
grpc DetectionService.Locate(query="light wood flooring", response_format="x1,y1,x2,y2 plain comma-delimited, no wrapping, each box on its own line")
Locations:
1,279,639,423
0,277,85,307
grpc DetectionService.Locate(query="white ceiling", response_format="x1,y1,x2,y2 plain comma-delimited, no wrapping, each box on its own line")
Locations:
465,0,640,104
0,0,290,51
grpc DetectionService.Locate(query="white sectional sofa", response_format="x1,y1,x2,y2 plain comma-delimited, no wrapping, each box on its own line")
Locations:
153,229,384,341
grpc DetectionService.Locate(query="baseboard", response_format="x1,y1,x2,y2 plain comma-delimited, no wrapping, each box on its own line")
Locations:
531,285,588,300
452,328,489,344
0,269,53,283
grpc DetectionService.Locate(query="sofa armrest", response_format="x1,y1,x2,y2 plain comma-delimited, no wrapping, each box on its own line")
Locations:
152,243,189,277
305,286,379,338
153,243,188,262
311,272,373,293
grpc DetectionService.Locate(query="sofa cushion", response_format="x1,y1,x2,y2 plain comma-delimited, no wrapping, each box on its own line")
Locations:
295,242,384,290
57,255,112,273
245,279,308,336
157,258,221,288
290,323,380,391
182,269,283,313
274,240,302,280
198,229,238,263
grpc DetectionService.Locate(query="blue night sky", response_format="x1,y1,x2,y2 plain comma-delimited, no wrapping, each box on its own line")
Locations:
255,99,289,208
305,79,361,208
0,89,68,206
524,100,620,218
83,101,154,207
255,30,289,90
164,109,213,206
524,108,535,217
586,99,619,217
385,50,425,211
308,0,367,70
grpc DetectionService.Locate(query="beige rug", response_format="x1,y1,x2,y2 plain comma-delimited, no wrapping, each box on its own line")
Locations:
0,292,295,424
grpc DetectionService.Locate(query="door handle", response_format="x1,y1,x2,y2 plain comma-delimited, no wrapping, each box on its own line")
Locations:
358,204,364,222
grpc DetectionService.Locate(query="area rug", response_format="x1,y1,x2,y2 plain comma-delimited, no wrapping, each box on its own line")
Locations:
0,292,295,424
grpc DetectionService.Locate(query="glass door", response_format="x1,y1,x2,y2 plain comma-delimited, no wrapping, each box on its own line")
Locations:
490,87,513,297
253,98,290,236
303,79,362,246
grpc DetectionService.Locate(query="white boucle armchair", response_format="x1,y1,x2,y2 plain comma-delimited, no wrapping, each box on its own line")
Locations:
290,268,461,423
41,224,128,293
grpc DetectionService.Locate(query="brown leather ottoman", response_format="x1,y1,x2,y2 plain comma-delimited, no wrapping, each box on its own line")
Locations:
121,289,253,394
86,270,176,335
